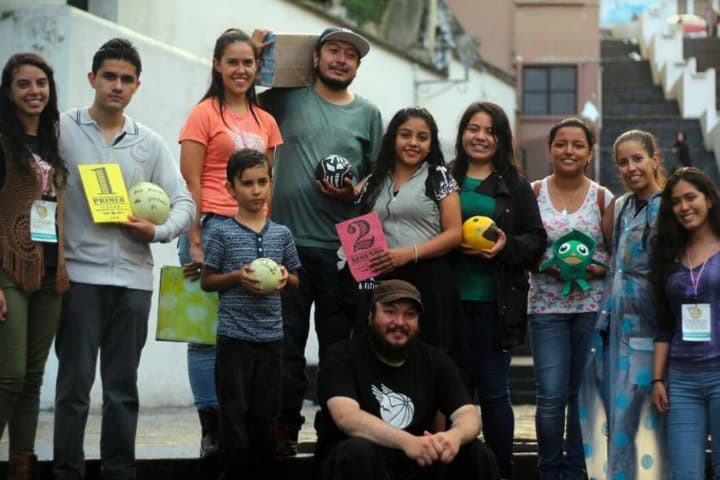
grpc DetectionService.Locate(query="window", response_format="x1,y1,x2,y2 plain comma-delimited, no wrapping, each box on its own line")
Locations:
522,66,577,115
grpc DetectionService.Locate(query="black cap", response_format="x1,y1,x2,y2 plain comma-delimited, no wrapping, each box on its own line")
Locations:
371,279,423,312
316,27,370,58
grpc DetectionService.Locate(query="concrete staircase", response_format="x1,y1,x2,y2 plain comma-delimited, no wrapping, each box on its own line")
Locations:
684,37,720,111
600,39,720,194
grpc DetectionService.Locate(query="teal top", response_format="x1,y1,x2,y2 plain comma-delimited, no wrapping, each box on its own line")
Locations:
453,177,497,301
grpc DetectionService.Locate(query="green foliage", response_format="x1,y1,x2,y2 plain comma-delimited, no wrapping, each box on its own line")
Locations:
343,0,389,26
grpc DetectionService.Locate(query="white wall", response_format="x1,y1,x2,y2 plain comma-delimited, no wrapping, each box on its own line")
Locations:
1,1,516,408
99,0,517,148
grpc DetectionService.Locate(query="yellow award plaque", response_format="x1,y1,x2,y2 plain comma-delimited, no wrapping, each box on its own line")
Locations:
77,164,132,223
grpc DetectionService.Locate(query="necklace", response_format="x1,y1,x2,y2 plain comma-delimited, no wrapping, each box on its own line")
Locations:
551,176,586,216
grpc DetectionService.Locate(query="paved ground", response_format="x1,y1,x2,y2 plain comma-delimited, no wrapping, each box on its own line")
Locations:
0,404,537,461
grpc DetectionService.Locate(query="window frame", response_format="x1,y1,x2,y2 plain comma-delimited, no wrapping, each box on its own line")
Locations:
522,65,578,115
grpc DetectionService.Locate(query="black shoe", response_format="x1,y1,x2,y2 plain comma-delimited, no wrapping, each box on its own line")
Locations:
198,407,220,459
276,424,298,457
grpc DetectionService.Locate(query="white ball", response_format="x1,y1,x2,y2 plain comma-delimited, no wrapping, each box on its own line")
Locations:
128,182,170,225
249,258,282,294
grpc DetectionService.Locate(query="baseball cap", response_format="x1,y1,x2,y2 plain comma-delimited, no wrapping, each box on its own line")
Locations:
316,27,370,58
372,279,423,312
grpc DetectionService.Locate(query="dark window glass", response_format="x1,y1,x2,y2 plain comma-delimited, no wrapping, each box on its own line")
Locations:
523,66,577,115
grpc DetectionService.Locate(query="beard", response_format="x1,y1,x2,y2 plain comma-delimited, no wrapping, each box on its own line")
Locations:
314,65,355,91
368,321,417,364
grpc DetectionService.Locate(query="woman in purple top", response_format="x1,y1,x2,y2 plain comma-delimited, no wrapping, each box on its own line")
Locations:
650,167,720,479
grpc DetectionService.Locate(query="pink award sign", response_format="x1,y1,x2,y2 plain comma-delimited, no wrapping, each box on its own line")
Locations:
336,211,388,282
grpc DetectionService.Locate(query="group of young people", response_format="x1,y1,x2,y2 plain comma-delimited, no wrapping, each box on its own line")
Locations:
0,22,719,480
0,39,195,480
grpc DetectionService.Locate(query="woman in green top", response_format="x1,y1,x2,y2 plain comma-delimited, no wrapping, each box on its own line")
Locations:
451,101,546,479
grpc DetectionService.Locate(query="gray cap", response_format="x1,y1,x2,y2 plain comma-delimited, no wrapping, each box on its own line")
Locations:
317,27,370,58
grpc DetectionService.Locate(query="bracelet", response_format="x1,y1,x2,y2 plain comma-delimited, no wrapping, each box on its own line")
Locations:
412,245,418,263
651,378,664,385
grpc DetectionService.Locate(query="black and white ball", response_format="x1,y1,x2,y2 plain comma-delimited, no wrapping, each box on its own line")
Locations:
315,154,353,188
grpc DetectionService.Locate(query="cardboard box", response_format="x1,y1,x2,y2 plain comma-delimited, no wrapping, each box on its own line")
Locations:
257,33,317,87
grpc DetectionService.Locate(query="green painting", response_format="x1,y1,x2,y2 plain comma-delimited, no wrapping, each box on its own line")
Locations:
156,266,218,345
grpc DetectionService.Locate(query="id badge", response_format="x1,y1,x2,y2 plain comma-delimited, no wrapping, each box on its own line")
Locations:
30,200,58,243
681,303,711,342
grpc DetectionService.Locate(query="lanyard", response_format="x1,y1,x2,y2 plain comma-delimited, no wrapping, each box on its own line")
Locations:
686,247,711,298
612,192,659,253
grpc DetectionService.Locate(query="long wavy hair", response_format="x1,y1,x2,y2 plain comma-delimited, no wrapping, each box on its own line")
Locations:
360,107,445,214
650,167,720,329
451,101,520,184
0,52,66,187
201,28,260,126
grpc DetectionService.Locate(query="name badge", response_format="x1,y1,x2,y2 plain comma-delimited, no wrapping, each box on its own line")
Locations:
30,200,58,243
681,303,711,342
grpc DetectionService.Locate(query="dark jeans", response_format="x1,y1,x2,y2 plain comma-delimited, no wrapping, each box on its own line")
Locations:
462,301,514,479
216,335,282,480
279,246,354,430
53,283,151,480
319,437,500,480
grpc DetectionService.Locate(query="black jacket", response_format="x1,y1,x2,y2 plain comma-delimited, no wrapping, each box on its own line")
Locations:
470,171,546,349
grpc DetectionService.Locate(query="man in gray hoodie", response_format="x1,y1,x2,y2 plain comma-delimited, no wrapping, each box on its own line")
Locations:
53,38,194,480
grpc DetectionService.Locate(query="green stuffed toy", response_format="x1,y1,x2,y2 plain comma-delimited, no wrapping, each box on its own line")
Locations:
539,229,609,295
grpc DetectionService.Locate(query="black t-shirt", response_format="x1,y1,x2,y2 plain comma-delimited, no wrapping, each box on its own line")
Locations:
0,134,40,189
314,333,472,456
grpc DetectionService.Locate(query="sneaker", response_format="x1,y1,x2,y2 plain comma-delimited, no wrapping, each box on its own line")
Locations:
276,424,298,457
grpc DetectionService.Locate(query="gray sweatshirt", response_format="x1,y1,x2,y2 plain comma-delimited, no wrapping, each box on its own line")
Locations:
59,108,194,291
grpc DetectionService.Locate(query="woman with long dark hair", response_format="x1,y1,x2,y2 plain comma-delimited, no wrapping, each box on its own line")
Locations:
450,101,546,478
0,52,68,479
527,118,612,480
650,167,720,479
178,28,282,457
359,106,463,355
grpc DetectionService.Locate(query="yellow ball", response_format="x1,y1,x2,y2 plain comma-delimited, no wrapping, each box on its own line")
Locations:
249,258,282,294
462,216,498,250
128,182,170,225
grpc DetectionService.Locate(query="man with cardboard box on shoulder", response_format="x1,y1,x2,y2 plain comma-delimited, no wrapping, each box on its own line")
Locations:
254,27,383,456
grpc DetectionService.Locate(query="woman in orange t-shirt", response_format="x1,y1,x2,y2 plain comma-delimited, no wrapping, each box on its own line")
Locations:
177,28,282,458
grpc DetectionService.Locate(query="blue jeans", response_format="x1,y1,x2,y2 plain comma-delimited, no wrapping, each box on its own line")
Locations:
178,213,231,409
528,312,595,480
667,368,720,480
462,301,514,479
279,246,355,431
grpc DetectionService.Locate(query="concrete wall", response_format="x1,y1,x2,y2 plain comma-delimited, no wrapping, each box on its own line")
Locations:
88,0,517,147
1,1,515,408
446,0,515,76
515,1,601,181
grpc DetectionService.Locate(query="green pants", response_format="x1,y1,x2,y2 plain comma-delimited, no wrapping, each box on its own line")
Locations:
0,268,62,451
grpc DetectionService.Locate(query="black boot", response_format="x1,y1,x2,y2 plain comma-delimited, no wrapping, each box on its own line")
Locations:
198,407,220,459
8,451,36,480
275,423,299,457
